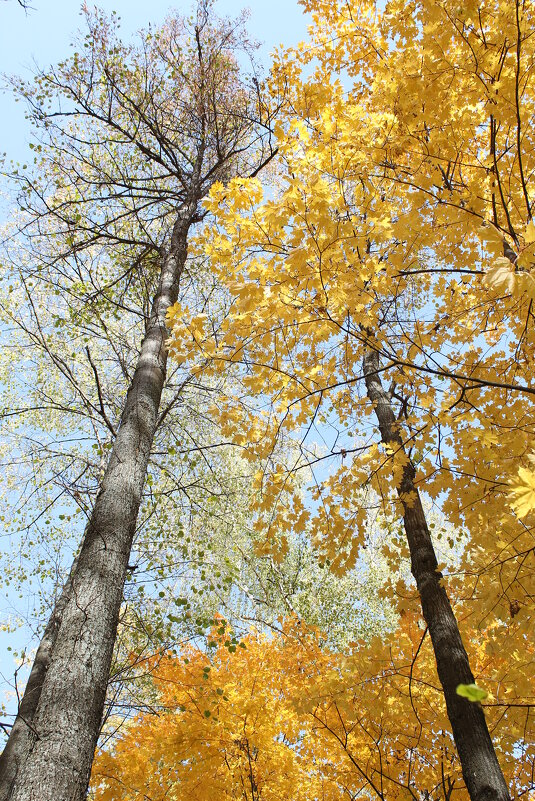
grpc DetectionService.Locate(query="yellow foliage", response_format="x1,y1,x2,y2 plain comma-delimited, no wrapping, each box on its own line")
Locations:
92,615,535,800
509,461,535,518
166,0,535,790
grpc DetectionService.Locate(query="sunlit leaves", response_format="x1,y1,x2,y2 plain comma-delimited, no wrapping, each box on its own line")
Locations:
509,462,535,518
92,612,534,801
166,2,535,792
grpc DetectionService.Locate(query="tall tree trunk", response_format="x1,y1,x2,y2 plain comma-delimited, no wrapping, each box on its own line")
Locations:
362,345,511,801
0,202,197,801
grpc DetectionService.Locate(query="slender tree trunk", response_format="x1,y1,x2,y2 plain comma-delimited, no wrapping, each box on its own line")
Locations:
0,202,197,801
362,345,511,801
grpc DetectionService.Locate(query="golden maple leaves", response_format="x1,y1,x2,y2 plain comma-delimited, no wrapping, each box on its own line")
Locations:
162,0,535,794
92,614,534,801
509,456,535,518
167,0,535,623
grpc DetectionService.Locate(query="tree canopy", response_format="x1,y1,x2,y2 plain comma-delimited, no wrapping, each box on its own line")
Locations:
1,0,535,800
92,614,534,801
167,0,535,798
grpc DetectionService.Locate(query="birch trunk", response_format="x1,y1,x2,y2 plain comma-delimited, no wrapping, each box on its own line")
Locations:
0,203,196,801
362,346,511,801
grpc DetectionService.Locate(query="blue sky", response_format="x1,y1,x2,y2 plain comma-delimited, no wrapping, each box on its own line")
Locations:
0,0,309,163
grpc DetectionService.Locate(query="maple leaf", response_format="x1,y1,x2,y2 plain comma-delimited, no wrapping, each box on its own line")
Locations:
485,257,517,295
509,466,535,518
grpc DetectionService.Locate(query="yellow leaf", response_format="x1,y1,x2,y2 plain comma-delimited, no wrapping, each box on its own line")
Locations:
509,466,535,518
525,221,535,244
484,257,516,295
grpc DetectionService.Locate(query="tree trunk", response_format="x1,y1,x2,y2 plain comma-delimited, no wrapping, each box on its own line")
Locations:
0,584,72,801
0,202,196,801
362,345,511,801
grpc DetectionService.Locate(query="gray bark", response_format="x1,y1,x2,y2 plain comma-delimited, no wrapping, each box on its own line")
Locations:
0,202,196,801
362,345,511,801
0,587,71,801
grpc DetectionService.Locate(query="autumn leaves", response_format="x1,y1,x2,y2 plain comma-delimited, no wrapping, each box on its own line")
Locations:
165,0,535,798
2,0,534,798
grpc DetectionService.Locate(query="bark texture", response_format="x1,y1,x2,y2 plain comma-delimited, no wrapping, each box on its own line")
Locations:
1,204,196,801
363,346,511,801
0,586,71,801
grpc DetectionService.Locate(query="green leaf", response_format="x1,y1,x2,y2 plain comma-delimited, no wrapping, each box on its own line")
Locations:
456,683,488,702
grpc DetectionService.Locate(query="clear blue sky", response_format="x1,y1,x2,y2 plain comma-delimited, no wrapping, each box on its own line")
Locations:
0,0,309,163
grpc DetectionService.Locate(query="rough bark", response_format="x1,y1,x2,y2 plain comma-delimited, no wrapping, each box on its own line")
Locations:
0,202,197,801
362,346,511,801
0,585,71,801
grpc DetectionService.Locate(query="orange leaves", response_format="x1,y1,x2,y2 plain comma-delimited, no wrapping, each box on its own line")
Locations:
91,623,331,801
91,613,535,801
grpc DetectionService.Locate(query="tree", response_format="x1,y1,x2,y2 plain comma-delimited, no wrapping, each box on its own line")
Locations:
168,0,535,798
90,612,534,801
0,5,275,800
92,621,331,801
